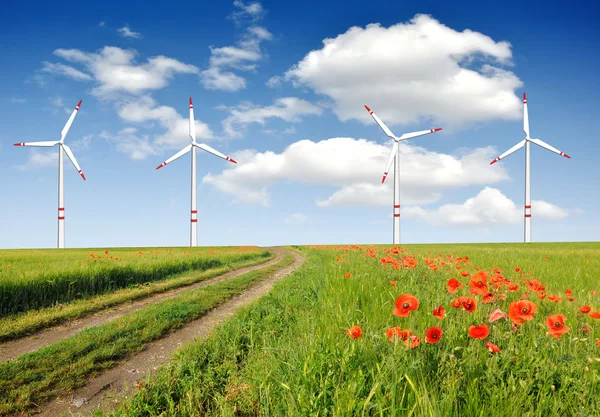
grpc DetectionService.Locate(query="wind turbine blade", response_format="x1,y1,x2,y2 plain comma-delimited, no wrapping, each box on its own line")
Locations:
13,141,59,147
61,100,82,142
530,138,571,159
195,143,237,163
398,128,442,141
364,105,396,140
382,141,398,183
523,93,529,138
156,145,192,169
189,97,195,141
62,144,86,180
490,140,526,165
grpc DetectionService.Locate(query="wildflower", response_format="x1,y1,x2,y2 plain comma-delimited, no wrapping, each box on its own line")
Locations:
451,296,477,313
390,280,397,286
404,335,421,349
468,324,490,340
347,325,362,339
104,250,109,255
527,279,545,293
489,308,507,322
425,326,443,344
548,294,562,303
468,271,489,295
485,342,501,354
546,314,570,339
592,290,598,296
446,278,463,294
508,300,537,324
393,294,419,317
345,273,352,279
515,267,521,273
433,306,446,319
583,325,591,333
483,293,495,304
590,312,600,319
460,271,470,277
579,306,592,314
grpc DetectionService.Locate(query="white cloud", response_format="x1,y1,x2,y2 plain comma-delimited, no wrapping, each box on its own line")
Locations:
41,62,93,81
222,97,322,137
117,95,213,150
228,0,265,26
50,96,72,115
285,212,307,224
201,2,272,92
202,137,509,207
15,149,58,170
403,187,568,225
117,25,141,39
98,21,106,27
99,127,158,160
71,134,93,151
278,14,523,129
46,46,198,97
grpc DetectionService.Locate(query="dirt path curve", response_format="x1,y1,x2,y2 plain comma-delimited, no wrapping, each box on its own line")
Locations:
0,249,284,364
35,247,304,417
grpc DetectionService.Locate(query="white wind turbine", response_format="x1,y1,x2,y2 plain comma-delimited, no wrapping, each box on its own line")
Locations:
14,99,86,249
490,92,570,243
364,105,442,244
156,97,237,247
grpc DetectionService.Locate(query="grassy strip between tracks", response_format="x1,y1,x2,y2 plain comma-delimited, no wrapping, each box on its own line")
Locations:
0,251,295,416
101,243,600,417
0,251,275,342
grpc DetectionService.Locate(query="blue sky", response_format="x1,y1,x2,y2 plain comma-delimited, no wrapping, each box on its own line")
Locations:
1,0,598,248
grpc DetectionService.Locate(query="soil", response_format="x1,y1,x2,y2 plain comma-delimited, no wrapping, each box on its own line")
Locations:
32,247,304,417
0,249,284,363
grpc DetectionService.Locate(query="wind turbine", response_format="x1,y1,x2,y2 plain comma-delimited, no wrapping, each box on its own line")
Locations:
156,97,237,247
364,105,442,244
490,92,570,243
14,100,86,249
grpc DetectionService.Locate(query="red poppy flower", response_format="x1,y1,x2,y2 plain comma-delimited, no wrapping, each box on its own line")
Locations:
590,312,600,319
347,325,362,339
592,290,598,296
345,273,352,278
468,271,489,295
508,300,537,324
433,306,446,319
515,267,521,273
579,305,591,314
548,294,562,303
468,324,490,340
425,326,443,344
482,293,495,304
538,291,546,300
393,294,419,317
404,335,421,349
507,283,520,292
597,339,600,346
390,280,397,286
460,271,470,277
545,314,570,339
526,279,545,293
446,278,463,294
386,326,410,342
485,342,501,354
451,296,477,312
489,308,507,322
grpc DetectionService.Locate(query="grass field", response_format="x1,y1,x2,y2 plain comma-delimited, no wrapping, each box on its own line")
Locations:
0,251,294,416
102,243,600,417
0,246,269,316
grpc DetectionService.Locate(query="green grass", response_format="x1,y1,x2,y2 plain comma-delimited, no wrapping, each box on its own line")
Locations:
0,246,268,316
0,251,275,342
103,243,600,417
0,251,295,416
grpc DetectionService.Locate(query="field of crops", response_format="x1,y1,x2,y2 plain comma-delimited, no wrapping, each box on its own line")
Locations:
105,242,600,417
0,246,270,316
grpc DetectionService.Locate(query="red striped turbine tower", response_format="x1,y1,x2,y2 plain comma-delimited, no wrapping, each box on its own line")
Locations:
14,100,86,248
364,105,442,244
156,97,237,246
490,92,571,243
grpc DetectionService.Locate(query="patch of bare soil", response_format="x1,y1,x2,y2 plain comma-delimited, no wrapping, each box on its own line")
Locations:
34,247,304,417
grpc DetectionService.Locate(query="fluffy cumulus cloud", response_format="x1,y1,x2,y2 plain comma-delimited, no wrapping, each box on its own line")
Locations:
221,97,322,137
99,127,158,160
403,187,569,226
274,14,523,129
201,2,272,91
45,46,198,97
15,149,58,170
202,137,509,207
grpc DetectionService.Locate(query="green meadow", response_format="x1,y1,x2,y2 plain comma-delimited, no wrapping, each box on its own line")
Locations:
102,243,600,417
